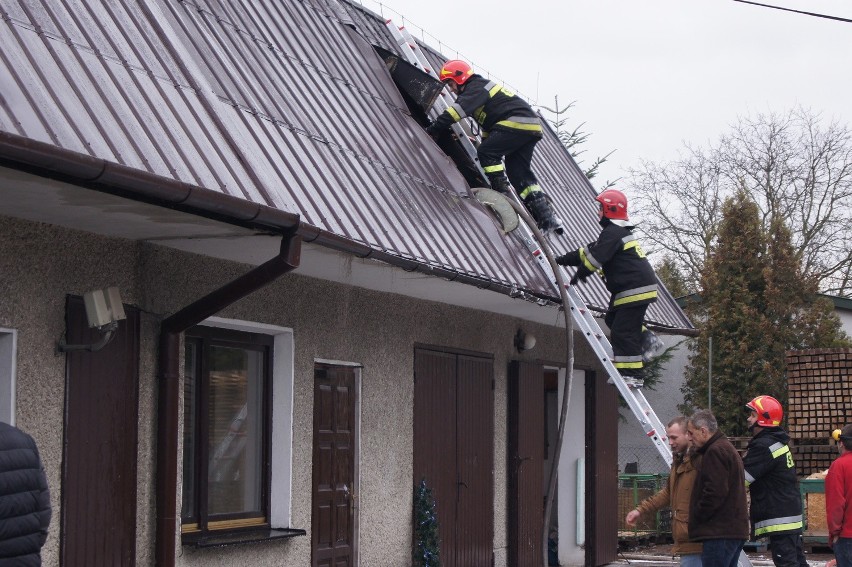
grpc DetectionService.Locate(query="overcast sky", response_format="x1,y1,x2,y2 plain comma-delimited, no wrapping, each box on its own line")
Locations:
363,0,852,187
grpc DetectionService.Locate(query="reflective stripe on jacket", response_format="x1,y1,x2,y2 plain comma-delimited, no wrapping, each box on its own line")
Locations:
430,75,542,136
743,427,804,537
559,221,658,309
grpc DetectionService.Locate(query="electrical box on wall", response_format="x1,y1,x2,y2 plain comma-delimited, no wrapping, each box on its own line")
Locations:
83,286,126,328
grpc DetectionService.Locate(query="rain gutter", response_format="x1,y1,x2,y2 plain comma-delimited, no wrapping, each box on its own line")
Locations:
157,232,301,566
0,132,555,303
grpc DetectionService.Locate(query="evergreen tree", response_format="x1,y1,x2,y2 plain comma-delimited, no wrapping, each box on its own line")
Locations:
537,96,615,187
655,254,692,298
680,191,850,434
413,479,441,567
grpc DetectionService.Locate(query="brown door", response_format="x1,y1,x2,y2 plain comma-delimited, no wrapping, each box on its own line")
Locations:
507,360,545,567
414,348,494,567
585,371,618,566
312,363,358,567
62,295,139,567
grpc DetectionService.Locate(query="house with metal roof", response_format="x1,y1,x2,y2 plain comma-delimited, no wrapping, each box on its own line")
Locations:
0,1,692,566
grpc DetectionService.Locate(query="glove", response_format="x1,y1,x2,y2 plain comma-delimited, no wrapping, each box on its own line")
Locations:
425,125,440,140
555,254,571,266
570,273,580,286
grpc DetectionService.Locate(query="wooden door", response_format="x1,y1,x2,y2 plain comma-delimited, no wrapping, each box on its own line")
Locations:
62,295,139,566
414,347,494,567
507,360,545,566
585,371,618,566
312,364,358,567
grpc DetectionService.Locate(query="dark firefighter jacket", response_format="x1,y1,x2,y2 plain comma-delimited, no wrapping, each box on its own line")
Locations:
558,219,658,309
0,422,52,565
743,427,804,538
426,75,542,137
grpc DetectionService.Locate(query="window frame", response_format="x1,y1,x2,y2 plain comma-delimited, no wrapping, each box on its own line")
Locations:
180,317,299,546
0,328,17,425
182,325,274,536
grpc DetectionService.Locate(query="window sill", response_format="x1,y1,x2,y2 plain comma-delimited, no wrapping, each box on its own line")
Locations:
182,527,306,549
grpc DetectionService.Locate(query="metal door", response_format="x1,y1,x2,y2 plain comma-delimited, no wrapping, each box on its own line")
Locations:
62,295,139,566
312,363,358,567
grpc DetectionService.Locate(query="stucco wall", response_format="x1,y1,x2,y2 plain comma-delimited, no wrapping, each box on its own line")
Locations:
1,215,596,566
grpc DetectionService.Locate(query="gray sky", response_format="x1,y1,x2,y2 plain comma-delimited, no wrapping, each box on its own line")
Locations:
363,0,852,187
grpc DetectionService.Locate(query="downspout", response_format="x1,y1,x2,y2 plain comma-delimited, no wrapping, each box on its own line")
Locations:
155,231,301,567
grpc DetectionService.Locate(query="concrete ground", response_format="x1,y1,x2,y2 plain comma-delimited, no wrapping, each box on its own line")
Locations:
608,543,835,566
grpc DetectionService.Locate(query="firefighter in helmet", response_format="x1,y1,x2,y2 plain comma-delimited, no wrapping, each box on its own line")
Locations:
555,188,658,387
743,395,809,567
425,60,562,234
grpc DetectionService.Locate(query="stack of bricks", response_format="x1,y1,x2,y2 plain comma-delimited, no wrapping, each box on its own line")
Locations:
786,348,852,477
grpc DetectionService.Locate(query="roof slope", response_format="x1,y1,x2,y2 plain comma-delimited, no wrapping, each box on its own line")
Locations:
0,0,691,330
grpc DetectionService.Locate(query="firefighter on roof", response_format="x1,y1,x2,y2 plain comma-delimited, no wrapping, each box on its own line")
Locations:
425,59,562,233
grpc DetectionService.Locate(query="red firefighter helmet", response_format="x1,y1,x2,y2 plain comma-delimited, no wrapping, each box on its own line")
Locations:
595,188,629,221
439,60,474,86
745,395,783,427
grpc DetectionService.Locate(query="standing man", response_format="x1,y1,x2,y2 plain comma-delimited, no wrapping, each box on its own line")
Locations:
742,395,809,567
0,421,52,565
425,59,562,233
625,416,703,566
826,424,852,567
555,188,658,388
687,409,750,567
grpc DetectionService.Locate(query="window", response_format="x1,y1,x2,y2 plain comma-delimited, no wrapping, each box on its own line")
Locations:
181,325,272,536
180,317,302,546
0,329,17,425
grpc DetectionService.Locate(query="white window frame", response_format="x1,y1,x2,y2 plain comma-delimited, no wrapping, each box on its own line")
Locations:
0,328,17,425
198,317,294,528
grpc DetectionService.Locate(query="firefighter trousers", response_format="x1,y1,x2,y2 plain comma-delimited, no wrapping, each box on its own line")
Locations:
477,129,541,192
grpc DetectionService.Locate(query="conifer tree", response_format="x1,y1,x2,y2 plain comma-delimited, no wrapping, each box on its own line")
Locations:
681,191,850,434
413,479,441,567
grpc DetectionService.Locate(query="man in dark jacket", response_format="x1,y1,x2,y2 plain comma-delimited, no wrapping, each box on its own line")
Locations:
425,59,562,233
743,395,809,567
555,188,658,387
687,409,750,567
0,421,52,565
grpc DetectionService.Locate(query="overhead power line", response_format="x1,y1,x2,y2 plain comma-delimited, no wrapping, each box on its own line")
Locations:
733,0,852,23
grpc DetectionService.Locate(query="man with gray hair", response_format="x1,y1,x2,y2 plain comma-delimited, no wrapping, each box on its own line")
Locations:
687,409,749,567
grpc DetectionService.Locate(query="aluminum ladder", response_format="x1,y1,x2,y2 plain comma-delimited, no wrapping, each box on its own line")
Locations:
385,19,673,467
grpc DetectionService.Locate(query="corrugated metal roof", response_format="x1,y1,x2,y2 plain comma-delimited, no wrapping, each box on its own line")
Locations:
0,0,692,330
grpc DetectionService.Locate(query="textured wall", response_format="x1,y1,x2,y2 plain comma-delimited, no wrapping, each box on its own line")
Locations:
0,215,593,566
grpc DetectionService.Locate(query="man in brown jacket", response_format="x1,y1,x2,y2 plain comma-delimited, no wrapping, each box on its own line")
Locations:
626,416,702,566
687,409,750,567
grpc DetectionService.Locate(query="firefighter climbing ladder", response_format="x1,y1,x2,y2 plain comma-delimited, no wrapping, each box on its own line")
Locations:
385,20,673,467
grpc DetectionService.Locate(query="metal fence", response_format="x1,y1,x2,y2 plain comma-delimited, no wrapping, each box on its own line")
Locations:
617,474,672,541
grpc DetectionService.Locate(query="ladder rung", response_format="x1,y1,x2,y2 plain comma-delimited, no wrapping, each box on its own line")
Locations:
384,18,672,467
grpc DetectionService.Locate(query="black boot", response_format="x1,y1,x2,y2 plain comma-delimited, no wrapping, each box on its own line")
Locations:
488,175,512,194
524,192,564,234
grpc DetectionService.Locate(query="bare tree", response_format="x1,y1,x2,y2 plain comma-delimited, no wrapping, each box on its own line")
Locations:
628,108,852,296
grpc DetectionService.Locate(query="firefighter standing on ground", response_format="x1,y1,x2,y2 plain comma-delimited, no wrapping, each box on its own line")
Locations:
555,189,658,387
425,59,562,233
742,395,809,567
